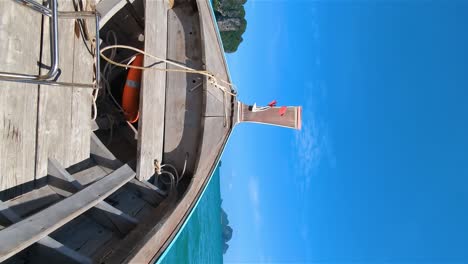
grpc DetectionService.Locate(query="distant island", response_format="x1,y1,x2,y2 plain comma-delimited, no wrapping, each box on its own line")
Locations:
221,202,233,254
213,0,247,53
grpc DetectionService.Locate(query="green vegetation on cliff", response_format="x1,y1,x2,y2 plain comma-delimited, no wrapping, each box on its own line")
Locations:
213,0,248,53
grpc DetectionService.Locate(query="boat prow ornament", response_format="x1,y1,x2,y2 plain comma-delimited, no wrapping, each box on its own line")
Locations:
236,100,302,130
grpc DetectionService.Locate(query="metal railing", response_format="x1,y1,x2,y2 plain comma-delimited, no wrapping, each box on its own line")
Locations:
0,0,100,88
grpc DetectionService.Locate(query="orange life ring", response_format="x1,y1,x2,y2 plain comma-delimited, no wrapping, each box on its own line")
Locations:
122,54,144,123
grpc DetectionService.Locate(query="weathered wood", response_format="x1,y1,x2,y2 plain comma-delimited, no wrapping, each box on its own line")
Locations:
0,201,92,264
0,201,21,223
128,116,229,263
5,186,61,219
90,133,122,170
72,164,109,186
0,0,41,197
107,188,149,218
101,191,178,264
125,178,165,206
0,164,135,262
125,1,235,262
30,236,92,264
91,133,165,204
136,0,168,181
50,215,116,260
35,0,76,179
91,120,99,131
71,6,96,167
164,3,203,175
198,0,231,107
48,158,138,236
48,159,83,193
205,88,228,117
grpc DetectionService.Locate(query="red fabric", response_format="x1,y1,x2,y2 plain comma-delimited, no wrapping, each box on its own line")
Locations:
279,106,287,116
268,100,277,107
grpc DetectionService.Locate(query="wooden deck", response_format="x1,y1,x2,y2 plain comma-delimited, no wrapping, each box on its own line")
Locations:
0,0,96,199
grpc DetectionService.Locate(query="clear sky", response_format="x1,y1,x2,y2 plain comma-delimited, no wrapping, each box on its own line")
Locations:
219,0,468,263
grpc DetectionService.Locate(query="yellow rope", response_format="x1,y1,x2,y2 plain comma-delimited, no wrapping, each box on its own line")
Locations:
99,45,237,97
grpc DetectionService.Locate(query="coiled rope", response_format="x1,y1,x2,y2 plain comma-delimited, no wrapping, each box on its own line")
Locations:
154,153,189,193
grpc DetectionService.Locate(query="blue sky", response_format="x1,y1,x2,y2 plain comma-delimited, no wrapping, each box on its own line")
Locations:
220,1,468,263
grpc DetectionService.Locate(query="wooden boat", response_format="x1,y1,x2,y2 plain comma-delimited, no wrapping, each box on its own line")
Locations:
0,0,301,263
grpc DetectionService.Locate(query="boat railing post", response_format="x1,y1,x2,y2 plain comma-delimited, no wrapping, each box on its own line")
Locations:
0,0,100,89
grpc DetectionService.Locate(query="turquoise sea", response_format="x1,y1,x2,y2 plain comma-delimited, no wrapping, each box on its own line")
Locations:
157,165,223,264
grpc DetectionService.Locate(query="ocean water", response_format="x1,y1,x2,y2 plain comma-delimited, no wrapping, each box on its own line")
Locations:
157,165,223,264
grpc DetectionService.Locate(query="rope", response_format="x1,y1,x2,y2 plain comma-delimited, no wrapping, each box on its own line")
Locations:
153,153,189,194
99,45,238,97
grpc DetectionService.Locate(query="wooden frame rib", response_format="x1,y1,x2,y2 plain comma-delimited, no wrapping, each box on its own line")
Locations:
48,158,139,236
90,133,166,205
0,201,92,264
0,164,135,262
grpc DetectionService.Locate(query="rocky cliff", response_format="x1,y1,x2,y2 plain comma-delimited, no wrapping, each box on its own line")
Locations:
213,0,247,53
221,204,233,254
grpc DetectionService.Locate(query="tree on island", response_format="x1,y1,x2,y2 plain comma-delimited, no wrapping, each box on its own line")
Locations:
213,0,248,53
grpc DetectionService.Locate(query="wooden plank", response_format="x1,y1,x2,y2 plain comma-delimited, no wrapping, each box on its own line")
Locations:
50,215,116,260
163,3,203,174
0,0,41,197
198,0,230,105
136,0,168,181
35,0,76,179
101,191,178,264
91,120,99,131
5,186,61,219
91,133,166,206
91,132,165,203
48,158,138,236
0,201,92,264
125,178,165,206
70,3,96,168
107,189,148,218
0,201,21,223
48,159,83,193
30,235,92,264
72,162,110,186
90,133,122,170
0,164,135,262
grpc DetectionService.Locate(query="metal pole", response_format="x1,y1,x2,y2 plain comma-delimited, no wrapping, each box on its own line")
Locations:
95,13,101,89
13,0,95,18
0,0,99,88
46,0,59,80
0,0,59,81
10,79,96,88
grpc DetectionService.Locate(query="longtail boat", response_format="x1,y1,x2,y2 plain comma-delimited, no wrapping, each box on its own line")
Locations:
0,0,301,262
